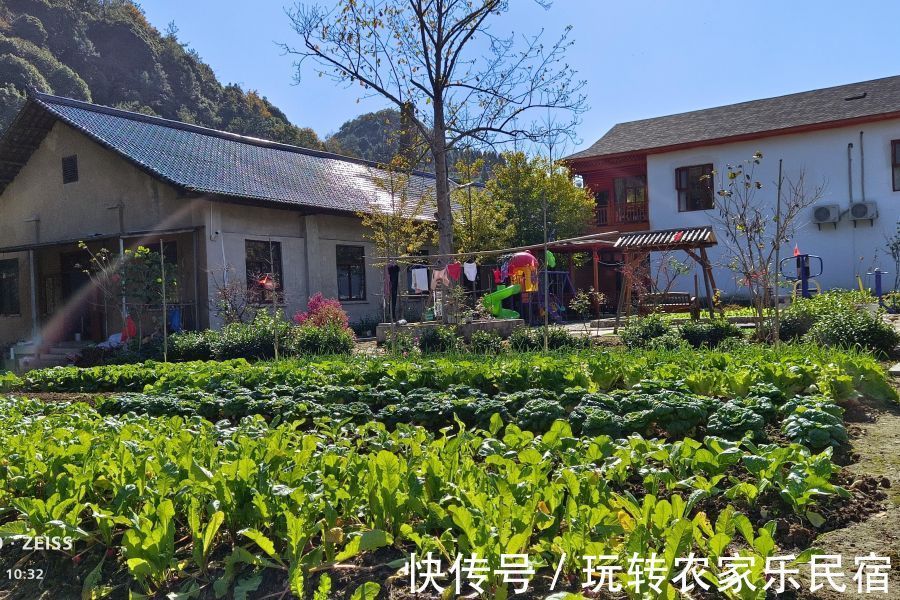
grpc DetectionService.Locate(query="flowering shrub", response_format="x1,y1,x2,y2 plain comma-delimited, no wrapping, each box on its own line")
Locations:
294,293,350,329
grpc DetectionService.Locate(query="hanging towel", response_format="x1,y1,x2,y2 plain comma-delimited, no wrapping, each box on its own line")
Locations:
493,268,502,284
500,261,510,282
447,262,462,281
463,261,478,282
431,267,451,290
545,250,556,269
411,267,429,293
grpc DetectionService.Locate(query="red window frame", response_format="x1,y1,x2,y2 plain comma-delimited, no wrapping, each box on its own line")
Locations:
675,164,714,212
892,140,900,192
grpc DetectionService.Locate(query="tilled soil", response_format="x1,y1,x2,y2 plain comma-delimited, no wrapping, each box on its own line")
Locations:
797,395,900,599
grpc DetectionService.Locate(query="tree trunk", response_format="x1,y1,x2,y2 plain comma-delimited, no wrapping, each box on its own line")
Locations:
432,102,454,261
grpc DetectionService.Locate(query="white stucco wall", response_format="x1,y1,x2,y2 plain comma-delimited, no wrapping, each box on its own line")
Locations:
646,119,900,296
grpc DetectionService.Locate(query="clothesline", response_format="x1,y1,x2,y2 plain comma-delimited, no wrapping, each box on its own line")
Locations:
371,231,620,264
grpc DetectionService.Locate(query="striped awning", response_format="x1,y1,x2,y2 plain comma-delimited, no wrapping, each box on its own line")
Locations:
614,226,716,251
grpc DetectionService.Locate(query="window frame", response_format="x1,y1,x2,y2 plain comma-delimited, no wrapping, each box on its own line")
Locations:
245,239,284,304
613,175,647,205
336,245,367,302
675,163,714,212
892,140,900,192
62,155,79,184
0,259,20,316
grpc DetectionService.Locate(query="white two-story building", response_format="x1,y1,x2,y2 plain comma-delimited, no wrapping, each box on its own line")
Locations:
566,75,900,301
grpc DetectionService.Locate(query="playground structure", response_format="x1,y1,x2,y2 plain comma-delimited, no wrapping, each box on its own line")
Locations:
480,251,579,324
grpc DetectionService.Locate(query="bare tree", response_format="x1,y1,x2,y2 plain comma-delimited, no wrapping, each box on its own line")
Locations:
285,0,587,257
711,153,825,337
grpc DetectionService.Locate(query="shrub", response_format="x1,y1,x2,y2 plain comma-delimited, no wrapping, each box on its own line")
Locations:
289,324,355,355
418,326,460,353
508,326,542,351
805,308,899,356
468,330,504,354
545,326,590,350
211,311,293,360
619,315,669,349
779,289,877,340
383,330,416,354
293,293,350,329
679,319,743,348
169,331,214,362
508,326,586,351
350,315,380,338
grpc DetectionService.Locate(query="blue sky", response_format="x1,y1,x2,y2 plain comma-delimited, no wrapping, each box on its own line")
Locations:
140,0,900,155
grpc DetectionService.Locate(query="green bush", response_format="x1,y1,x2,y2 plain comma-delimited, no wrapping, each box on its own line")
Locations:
383,330,416,354
805,308,899,356
468,330,504,354
508,326,587,351
289,324,355,356
779,290,877,340
679,319,743,348
508,326,542,351
620,315,669,349
418,326,460,353
169,331,213,362
210,311,293,360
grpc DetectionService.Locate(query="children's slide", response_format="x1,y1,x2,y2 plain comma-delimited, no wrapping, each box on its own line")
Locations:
483,284,521,319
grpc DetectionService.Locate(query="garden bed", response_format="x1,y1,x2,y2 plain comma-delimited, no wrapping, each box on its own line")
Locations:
0,345,897,599
375,318,524,343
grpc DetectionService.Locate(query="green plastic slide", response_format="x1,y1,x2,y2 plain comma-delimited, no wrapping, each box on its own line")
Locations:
482,284,521,319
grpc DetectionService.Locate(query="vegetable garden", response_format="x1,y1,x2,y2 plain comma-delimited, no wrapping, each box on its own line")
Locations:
0,344,897,598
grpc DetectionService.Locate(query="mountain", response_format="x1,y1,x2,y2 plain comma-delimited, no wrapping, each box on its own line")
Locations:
325,107,504,179
0,0,322,147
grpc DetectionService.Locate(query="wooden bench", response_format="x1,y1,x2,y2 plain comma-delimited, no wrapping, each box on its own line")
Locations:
638,292,700,319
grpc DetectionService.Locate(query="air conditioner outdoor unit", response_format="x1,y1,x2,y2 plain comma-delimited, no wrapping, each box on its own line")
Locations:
849,201,878,225
812,204,840,229
572,175,585,189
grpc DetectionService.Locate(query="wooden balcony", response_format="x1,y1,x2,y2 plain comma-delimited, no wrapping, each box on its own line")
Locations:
596,201,648,228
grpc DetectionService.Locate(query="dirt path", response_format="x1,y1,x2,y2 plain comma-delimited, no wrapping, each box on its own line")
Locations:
800,397,900,599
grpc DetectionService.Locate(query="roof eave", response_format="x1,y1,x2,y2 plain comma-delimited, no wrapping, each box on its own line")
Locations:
567,110,900,166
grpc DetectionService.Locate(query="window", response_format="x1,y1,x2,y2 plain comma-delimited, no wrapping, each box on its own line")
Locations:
62,155,78,184
893,141,900,192
614,176,647,204
336,245,366,301
0,259,20,316
595,190,610,226
245,240,283,303
676,164,714,211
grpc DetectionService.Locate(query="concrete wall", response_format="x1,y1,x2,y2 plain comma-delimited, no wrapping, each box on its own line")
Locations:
203,205,386,327
0,119,390,346
645,119,900,296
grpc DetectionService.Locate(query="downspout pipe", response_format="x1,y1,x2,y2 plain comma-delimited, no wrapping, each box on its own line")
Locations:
859,131,866,202
848,143,854,207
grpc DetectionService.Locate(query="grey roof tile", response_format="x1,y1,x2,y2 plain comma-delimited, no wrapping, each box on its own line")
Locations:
568,75,900,160
5,92,442,218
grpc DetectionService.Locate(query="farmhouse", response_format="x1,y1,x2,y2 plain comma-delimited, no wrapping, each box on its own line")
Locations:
567,74,900,301
0,91,439,357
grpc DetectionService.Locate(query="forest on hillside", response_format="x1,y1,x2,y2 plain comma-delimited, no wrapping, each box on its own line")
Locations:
0,0,323,146
0,0,504,177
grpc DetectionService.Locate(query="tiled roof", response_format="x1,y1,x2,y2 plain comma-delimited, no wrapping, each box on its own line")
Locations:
0,92,444,218
568,75,900,161
614,226,716,251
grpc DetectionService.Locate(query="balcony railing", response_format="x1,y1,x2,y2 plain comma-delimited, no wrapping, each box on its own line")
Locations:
596,201,648,227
